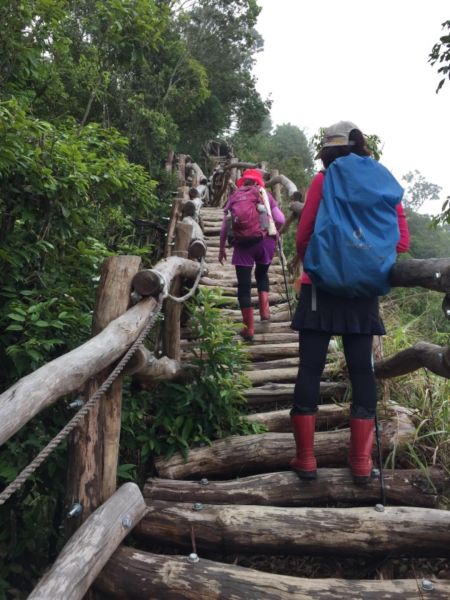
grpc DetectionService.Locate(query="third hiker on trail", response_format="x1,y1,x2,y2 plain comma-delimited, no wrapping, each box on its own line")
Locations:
218,168,285,341
289,121,410,484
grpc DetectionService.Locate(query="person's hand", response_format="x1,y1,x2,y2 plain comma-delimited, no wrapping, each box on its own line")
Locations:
218,249,227,264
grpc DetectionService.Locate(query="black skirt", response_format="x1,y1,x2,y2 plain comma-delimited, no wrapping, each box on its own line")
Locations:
291,284,386,335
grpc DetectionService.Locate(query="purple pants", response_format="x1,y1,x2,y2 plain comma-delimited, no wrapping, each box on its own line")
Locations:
231,237,277,266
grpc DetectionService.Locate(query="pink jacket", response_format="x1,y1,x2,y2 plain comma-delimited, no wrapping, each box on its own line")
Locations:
297,171,410,285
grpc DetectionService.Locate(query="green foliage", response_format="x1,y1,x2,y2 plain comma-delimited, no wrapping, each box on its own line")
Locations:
429,20,450,93
120,288,263,471
0,98,157,387
402,170,442,212
404,208,450,259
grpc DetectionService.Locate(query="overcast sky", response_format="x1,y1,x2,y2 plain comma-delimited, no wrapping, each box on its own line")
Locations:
253,0,449,215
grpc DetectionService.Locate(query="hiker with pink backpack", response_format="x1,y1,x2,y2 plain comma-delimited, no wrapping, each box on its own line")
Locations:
289,121,410,485
218,169,285,341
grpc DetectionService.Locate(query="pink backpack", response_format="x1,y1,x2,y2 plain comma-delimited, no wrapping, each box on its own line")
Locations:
226,186,269,244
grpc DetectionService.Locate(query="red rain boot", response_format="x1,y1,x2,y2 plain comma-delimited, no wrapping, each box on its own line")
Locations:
290,414,317,480
239,306,254,341
258,291,270,321
349,418,375,484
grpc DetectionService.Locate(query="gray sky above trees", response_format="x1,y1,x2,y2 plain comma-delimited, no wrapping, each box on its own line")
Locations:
254,0,449,215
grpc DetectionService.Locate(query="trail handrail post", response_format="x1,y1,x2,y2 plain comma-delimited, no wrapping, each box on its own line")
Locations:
65,256,141,531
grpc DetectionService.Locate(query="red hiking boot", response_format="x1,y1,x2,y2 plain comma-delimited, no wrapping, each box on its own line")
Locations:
239,306,254,341
290,414,317,480
349,418,375,484
258,291,270,321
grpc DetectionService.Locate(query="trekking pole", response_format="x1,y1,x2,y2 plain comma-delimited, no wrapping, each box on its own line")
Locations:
374,411,386,507
277,237,293,320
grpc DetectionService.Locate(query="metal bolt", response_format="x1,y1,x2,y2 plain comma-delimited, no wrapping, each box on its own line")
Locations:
188,552,199,563
193,502,204,511
199,478,209,486
68,398,84,410
371,468,380,478
67,502,83,519
122,515,132,529
374,504,385,512
434,272,442,279
130,291,142,304
422,579,434,592
446,309,450,317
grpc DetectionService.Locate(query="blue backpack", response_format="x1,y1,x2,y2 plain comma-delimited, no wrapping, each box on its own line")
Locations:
303,154,404,298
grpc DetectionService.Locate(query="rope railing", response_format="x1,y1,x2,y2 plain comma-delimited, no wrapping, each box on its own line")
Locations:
0,258,206,506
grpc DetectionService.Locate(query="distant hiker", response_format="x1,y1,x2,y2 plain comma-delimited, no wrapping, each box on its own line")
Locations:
289,121,410,484
218,168,286,341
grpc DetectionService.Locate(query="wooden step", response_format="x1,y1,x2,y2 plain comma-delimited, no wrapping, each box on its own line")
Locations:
136,500,450,557
95,547,450,599
144,467,447,508
154,410,415,479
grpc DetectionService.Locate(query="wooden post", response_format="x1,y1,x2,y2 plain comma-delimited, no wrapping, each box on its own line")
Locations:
270,168,283,204
163,222,194,360
65,256,141,528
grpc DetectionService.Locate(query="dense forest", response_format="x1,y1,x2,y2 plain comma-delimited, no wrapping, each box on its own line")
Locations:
1,1,450,596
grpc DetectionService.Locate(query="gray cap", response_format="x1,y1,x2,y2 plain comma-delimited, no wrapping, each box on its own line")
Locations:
321,120,360,148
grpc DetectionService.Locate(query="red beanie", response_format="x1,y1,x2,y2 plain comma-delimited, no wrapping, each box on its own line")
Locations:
236,168,265,188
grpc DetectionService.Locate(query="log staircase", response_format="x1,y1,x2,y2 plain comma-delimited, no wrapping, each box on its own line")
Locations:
93,206,450,598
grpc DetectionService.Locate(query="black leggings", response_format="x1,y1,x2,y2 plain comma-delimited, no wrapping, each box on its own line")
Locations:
235,264,270,309
292,330,377,418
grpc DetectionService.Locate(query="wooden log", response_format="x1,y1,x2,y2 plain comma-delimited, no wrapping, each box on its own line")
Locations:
241,342,299,360
164,224,194,361
375,341,450,379
164,197,182,257
247,404,347,431
95,547,450,600
136,500,450,557
244,382,347,405
245,364,337,386
154,409,414,479
144,467,447,508
390,257,450,291
0,257,201,446
29,483,146,600
135,357,196,385
66,256,140,523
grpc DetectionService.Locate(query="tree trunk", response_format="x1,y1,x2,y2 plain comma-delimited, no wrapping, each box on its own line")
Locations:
375,341,450,379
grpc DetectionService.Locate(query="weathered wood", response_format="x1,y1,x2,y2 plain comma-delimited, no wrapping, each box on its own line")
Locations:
132,270,165,296
240,342,299,360
135,356,196,385
390,257,450,291
95,547,450,599
29,483,146,600
136,500,450,557
164,197,183,257
0,257,201,446
144,467,446,508
164,224,194,361
266,173,299,199
154,410,415,479
66,256,140,522
375,341,450,379
244,382,347,405
247,404,347,431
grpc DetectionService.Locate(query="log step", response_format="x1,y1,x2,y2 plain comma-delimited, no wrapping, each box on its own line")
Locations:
95,547,450,599
136,500,450,557
144,467,447,508
154,410,415,479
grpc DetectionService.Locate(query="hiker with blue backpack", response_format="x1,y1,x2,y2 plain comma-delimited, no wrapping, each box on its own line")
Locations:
290,121,410,484
218,168,285,341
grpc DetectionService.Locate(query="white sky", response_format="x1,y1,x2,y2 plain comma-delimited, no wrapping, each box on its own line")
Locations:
253,0,449,215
